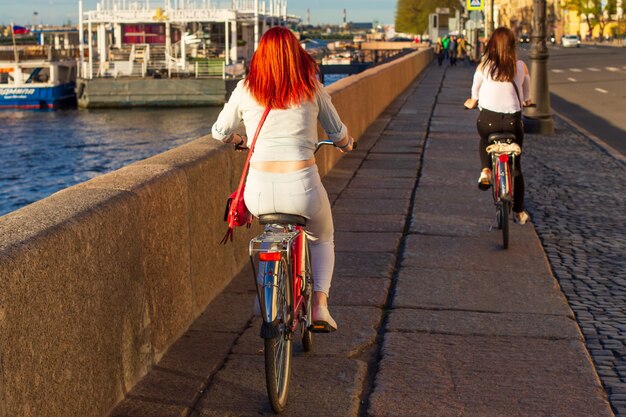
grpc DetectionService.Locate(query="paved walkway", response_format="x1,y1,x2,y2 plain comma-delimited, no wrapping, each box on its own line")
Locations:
109,63,617,417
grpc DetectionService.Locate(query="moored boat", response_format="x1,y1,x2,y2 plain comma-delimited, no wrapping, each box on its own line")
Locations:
0,60,77,109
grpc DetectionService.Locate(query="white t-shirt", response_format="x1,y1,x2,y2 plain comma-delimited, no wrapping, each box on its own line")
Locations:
212,80,347,162
471,60,530,114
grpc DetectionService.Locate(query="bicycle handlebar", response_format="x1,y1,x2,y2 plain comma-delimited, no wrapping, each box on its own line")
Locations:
314,139,358,154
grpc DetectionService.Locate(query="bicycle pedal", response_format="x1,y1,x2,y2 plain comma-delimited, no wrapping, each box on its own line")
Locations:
309,321,337,333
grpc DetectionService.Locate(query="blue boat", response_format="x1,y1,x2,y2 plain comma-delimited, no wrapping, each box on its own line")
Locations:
0,60,77,109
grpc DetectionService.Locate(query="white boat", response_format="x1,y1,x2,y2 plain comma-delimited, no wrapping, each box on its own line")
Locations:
0,60,77,109
322,53,352,65
76,0,297,107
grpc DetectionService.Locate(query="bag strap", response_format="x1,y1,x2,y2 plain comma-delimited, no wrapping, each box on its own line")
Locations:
511,80,523,110
220,107,271,244
232,106,271,205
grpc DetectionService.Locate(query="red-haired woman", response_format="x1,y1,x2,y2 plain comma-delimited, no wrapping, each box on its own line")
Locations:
464,27,532,224
212,27,354,332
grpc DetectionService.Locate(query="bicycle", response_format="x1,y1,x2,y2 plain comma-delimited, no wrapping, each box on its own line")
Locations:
248,139,350,413
485,133,521,249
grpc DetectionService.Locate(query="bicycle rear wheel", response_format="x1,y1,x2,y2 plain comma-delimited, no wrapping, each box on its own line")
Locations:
302,240,313,352
264,258,293,413
501,200,510,249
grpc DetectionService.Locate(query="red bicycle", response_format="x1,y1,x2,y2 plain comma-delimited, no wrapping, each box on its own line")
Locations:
249,140,347,412
486,133,521,249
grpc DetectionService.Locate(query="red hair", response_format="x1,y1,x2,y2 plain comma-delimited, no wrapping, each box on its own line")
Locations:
244,27,319,109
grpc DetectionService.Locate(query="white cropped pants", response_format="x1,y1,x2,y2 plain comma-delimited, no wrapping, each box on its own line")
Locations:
244,165,335,296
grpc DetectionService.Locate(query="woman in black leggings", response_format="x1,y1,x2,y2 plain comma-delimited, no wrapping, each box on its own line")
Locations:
464,27,532,224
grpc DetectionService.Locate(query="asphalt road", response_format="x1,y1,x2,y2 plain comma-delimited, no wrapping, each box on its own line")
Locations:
519,44,626,156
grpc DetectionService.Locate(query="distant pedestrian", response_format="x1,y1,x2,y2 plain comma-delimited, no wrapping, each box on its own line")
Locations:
442,35,450,64
463,26,533,224
434,37,444,66
448,35,458,66
457,36,469,65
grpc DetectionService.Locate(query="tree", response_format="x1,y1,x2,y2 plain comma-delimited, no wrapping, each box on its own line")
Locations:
567,0,617,39
395,0,462,34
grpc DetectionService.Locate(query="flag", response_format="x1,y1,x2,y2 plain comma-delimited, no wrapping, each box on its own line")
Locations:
12,25,29,35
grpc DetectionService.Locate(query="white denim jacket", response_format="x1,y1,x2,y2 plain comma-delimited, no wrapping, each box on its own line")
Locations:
211,80,348,162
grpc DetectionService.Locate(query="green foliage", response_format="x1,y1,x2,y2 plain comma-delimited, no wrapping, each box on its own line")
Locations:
395,0,462,34
566,0,617,35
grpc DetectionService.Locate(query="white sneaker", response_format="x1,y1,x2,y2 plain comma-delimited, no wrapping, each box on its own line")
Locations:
311,305,337,333
478,168,492,191
514,211,530,225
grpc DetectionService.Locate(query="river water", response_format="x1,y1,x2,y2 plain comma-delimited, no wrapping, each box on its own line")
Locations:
0,107,221,216
0,75,348,217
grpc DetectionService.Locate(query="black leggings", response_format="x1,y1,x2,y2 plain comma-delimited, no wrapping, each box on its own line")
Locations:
476,109,525,213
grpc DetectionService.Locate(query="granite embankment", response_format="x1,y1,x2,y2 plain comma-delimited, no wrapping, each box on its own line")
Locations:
0,49,432,417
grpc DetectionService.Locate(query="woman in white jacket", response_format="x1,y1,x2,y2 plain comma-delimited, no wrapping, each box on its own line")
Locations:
464,27,532,224
211,27,354,331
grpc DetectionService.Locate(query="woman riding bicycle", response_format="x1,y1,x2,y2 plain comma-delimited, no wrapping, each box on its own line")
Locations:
211,27,354,332
464,26,532,225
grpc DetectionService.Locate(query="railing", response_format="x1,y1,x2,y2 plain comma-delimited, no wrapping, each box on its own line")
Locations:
86,0,284,22
194,59,225,78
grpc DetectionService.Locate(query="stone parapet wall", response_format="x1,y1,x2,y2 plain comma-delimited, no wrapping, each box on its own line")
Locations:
0,48,431,417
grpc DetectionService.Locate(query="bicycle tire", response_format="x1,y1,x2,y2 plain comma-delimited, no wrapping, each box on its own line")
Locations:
502,200,510,249
302,240,313,352
264,258,293,413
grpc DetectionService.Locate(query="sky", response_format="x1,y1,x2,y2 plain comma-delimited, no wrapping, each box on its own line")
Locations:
0,0,396,27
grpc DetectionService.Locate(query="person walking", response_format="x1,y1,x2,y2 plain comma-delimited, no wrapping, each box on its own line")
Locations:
464,27,533,224
457,36,468,65
435,37,444,66
448,35,458,66
442,35,450,64
211,27,354,332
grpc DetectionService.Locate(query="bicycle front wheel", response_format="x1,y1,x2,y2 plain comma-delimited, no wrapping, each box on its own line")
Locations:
264,259,293,413
501,200,510,249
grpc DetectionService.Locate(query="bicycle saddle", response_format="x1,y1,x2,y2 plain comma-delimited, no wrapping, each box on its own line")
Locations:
488,132,517,144
258,213,307,226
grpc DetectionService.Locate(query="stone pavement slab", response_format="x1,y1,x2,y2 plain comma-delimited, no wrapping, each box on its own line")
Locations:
232,306,380,358
333,251,396,278
352,167,417,179
368,333,613,417
193,355,366,417
393,267,570,316
410,211,492,237
333,198,410,216
348,177,416,190
401,232,550,272
411,184,492,220
387,309,580,339
333,213,406,233
334,231,402,253
339,187,413,200
330,276,390,307
110,399,187,417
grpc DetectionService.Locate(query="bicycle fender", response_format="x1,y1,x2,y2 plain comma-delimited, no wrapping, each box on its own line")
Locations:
260,320,281,339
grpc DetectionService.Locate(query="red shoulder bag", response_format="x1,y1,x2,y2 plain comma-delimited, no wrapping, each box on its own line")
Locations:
221,107,271,244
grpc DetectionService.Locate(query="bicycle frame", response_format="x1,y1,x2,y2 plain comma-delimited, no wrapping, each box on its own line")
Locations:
491,151,515,203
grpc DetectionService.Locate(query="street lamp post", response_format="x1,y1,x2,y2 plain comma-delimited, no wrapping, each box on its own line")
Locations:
524,0,554,134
